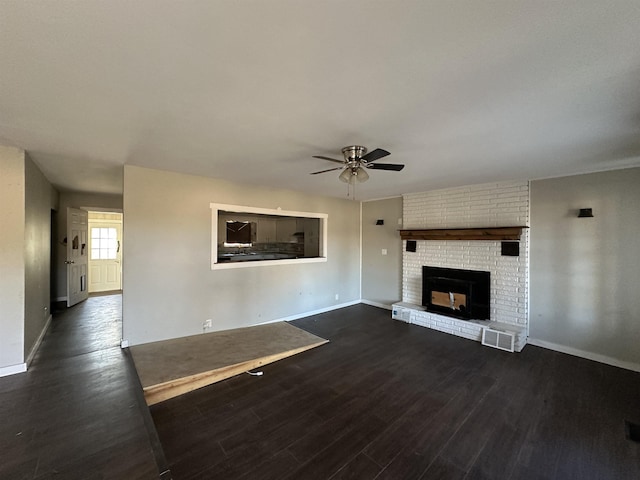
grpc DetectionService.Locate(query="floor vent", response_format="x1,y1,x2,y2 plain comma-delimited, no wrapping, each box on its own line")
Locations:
625,420,640,443
482,328,515,352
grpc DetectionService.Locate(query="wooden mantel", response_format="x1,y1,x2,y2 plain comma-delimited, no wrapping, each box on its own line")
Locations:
399,226,527,241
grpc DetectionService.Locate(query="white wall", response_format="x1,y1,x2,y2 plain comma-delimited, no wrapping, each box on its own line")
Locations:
530,168,640,369
54,192,123,301
361,197,403,307
24,154,58,359
0,146,26,371
122,165,361,346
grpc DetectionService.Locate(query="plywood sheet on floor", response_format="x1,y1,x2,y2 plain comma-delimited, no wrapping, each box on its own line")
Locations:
130,322,329,405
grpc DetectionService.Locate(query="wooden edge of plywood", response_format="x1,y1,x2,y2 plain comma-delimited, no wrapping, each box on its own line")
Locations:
143,339,329,406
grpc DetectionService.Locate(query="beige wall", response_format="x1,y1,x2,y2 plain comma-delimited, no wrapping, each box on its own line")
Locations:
530,168,640,368
122,165,361,346
0,147,57,371
361,197,403,307
24,154,58,359
0,146,26,369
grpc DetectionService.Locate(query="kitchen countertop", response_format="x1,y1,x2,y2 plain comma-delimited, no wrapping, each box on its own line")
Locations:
217,252,299,262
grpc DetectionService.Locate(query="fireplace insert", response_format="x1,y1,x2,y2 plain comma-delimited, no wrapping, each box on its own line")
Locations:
422,266,490,320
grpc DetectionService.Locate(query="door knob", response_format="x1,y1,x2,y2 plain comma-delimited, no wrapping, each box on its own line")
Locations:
65,260,75,264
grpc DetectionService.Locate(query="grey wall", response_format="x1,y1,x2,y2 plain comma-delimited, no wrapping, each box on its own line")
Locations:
24,154,58,359
530,168,640,367
0,145,26,369
361,197,403,307
122,165,361,346
54,192,123,300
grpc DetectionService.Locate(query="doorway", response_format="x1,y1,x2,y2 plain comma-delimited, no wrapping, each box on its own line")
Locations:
87,211,123,293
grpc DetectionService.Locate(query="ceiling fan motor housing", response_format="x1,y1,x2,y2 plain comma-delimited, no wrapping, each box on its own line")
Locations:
342,145,367,162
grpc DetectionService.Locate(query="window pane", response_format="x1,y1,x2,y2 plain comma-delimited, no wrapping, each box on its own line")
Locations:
91,228,100,239
108,228,117,239
107,249,117,259
91,249,100,260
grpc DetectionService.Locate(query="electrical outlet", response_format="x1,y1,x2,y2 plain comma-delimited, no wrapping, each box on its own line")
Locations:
381,248,387,255
203,319,212,329
335,294,339,300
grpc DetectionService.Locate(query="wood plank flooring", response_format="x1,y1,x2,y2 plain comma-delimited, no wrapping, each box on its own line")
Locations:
151,304,640,480
0,294,164,479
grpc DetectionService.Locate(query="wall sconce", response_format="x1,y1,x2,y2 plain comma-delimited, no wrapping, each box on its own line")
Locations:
376,219,384,225
578,208,593,218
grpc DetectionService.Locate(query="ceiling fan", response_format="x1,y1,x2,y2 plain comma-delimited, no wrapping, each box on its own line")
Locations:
310,146,404,184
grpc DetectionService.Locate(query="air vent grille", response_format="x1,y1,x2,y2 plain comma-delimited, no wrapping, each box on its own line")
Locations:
392,307,412,323
482,328,515,352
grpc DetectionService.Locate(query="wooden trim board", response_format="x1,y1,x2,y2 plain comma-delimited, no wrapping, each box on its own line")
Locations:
399,226,526,241
130,322,329,405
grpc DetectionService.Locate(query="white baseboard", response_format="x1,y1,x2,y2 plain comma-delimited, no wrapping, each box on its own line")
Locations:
360,299,393,310
263,300,361,324
528,338,640,373
0,363,27,377
25,314,52,367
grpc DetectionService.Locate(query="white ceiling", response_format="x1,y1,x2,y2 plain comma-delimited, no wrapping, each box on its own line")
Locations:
2,1,640,200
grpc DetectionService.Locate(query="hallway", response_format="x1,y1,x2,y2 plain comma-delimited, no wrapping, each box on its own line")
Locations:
0,294,165,479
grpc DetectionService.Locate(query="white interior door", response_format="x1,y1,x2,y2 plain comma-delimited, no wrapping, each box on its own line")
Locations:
66,207,89,307
88,222,122,293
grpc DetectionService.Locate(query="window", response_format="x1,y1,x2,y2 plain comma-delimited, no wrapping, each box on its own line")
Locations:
211,203,327,270
90,227,118,260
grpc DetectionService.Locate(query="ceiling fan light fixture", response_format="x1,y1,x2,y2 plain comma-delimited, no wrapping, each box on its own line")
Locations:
339,166,369,184
355,166,369,183
339,168,353,183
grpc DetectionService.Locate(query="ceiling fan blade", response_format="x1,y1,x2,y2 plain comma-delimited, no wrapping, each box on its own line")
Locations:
367,163,405,171
361,148,390,162
312,155,344,164
310,167,343,175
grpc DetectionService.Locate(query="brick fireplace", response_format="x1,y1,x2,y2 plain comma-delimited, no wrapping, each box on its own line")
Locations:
398,181,530,350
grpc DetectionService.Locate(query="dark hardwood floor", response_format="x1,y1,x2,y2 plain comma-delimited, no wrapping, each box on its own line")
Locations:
4,299,638,479
151,304,640,480
0,294,163,479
